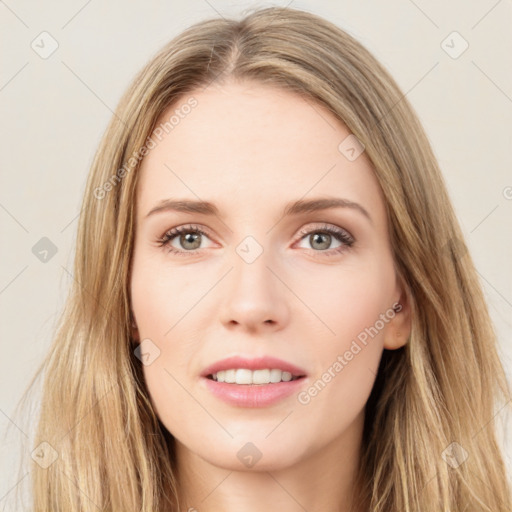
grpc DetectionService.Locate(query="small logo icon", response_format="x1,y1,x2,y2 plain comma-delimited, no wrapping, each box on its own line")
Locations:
237,442,263,468
442,442,468,468
31,441,58,468
235,236,263,264
443,237,467,261
338,134,365,161
441,31,469,59
134,338,161,366
31,31,59,59
32,237,58,263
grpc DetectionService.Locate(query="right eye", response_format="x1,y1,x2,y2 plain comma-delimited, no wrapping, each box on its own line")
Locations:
156,224,214,255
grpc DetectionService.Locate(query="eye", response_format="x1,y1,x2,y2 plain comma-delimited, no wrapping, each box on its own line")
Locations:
156,223,355,257
156,224,213,256
295,224,354,256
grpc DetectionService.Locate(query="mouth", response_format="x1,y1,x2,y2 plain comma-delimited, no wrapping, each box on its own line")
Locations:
200,355,308,382
206,368,305,384
200,356,308,407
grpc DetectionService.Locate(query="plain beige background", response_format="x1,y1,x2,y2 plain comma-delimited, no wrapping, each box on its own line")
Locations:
1,0,511,508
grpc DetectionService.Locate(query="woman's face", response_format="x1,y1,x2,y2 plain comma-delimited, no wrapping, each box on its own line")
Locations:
130,79,410,471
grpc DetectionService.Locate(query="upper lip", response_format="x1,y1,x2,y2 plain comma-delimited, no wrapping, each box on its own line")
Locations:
201,356,308,378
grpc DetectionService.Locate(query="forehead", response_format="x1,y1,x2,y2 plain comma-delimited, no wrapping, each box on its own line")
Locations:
136,80,385,222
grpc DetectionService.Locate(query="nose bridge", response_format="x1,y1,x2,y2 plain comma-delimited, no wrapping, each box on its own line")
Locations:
219,234,289,329
233,237,271,290
231,235,276,303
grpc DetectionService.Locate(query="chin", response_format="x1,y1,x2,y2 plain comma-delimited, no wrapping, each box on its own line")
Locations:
181,434,307,472
207,449,301,472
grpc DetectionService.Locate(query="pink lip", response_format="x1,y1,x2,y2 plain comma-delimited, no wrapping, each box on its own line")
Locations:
202,378,307,408
200,355,308,408
200,356,308,378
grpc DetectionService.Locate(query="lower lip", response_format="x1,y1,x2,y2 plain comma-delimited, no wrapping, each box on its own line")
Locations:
202,377,307,408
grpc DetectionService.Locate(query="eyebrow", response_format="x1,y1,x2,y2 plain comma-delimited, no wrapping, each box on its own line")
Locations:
145,197,372,223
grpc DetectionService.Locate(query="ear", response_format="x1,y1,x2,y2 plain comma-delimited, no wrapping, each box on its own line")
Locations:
384,274,412,350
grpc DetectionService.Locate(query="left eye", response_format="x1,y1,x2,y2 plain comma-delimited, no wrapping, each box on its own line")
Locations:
295,225,354,254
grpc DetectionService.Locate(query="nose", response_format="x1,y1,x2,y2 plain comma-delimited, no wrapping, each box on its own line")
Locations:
219,249,290,333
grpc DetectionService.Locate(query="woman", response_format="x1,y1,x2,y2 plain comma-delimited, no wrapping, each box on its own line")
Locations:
22,6,511,511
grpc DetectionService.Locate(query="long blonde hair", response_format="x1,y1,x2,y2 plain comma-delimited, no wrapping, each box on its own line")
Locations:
15,6,511,511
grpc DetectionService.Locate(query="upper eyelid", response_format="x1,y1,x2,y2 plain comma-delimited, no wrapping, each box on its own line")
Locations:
160,222,354,244
297,223,352,236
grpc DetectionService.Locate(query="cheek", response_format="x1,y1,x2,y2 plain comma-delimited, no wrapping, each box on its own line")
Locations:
292,253,396,355
292,255,395,420
131,256,207,428
130,253,201,341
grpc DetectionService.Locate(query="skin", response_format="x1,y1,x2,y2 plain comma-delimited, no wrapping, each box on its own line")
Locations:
130,79,411,512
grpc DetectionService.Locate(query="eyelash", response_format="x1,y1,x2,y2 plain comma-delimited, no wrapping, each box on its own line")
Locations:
156,223,355,258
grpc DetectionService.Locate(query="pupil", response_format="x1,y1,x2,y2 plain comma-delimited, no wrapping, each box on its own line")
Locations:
182,233,201,249
311,233,330,250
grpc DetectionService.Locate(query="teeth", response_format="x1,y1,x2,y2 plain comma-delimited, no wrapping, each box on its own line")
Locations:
211,369,298,384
